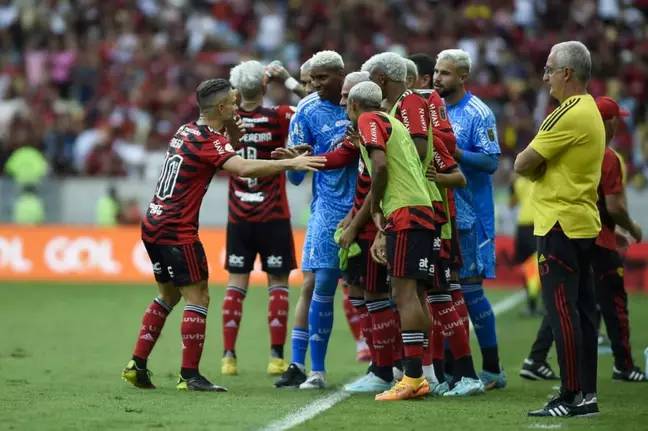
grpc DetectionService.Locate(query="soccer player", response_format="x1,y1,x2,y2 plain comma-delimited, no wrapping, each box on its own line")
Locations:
299,59,314,94
121,78,325,392
410,52,481,395
274,51,357,389
404,58,418,89
515,41,604,417
520,95,646,384
219,60,306,377
347,80,437,401
510,174,542,316
434,49,506,389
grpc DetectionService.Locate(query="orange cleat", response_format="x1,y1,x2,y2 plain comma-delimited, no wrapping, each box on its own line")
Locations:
375,376,430,401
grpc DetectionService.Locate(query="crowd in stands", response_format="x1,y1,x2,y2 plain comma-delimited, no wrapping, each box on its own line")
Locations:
0,0,647,187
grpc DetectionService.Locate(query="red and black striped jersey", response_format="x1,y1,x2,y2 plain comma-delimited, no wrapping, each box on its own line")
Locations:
142,121,236,245
228,105,294,223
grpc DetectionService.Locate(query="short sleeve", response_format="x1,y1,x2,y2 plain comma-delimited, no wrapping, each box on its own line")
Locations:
600,150,623,195
472,112,501,155
399,94,429,139
203,135,237,168
358,112,390,152
287,109,312,148
276,105,296,142
427,91,453,131
432,134,457,172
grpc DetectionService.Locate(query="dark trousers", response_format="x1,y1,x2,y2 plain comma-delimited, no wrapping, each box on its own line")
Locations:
530,245,636,373
535,226,598,395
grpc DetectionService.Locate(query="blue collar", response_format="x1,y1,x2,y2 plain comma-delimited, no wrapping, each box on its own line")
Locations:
448,91,472,109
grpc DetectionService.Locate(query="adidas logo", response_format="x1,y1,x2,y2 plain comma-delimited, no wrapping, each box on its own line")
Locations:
270,318,283,328
139,333,155,342
538,254,546,263
225,320,239,328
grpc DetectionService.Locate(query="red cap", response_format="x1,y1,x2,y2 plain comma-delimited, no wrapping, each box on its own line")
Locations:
596,96,630,120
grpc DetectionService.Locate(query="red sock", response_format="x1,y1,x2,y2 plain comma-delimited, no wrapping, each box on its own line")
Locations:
450,288,470,337
268,285,289,347
133,298,172,361
392,307,404,362
367,299,396,367
222,286,246,352
429,295,471,359
355,301,374,359
181,305,208,370
343,288,364,342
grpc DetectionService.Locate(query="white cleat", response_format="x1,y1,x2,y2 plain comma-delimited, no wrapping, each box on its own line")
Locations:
443,377,485,397
299,372,326,389
344,372,392,393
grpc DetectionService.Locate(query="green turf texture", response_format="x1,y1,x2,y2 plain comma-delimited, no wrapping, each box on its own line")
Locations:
1,283,647,431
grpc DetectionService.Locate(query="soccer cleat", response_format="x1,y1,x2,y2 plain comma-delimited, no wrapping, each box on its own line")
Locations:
443,377,485,397
612,366,647,382
176,374,227,392
520,358,559,381
528,394,578,417
479,370,507,390
274,363,307,388
574,395,600,417
344,372,392,393
299,372,326,389
375,376,429,401
221,356,238,376
121,360,155,389
430,381,450,396
267,357,289,375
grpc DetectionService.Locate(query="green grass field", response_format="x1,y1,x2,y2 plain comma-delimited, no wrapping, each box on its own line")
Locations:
1,283,647,431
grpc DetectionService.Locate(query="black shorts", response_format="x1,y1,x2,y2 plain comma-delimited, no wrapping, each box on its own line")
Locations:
225,219,297,274
344,238,390,294
449,219,462,271
591,245,623,280
143,240,208,287
386,229,440,281
515,224,536,264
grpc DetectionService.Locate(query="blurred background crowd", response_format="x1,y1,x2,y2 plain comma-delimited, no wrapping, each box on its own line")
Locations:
1,0,647,214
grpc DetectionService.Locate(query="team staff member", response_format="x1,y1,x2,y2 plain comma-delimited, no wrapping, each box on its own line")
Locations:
514,41,604,417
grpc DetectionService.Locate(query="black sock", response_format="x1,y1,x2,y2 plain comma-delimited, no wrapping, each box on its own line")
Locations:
432,360,446,383
223,349,236,358
453,355,478,380
481,346,500,373
372,365,394,382
394,359,403,371
271,344,284,359
180,367,200,379
403,357,423,379
444,348,454,376
132,356,147,370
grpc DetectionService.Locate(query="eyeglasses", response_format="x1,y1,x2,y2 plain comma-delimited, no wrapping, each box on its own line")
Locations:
543,66,566,76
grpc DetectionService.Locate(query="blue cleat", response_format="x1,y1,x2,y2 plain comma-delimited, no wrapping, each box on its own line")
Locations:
443,377,485,397
344,372,392,393
479,370,507,390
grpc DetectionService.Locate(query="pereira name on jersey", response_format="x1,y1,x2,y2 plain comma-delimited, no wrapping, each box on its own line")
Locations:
142,122,236,245
228,105,294,223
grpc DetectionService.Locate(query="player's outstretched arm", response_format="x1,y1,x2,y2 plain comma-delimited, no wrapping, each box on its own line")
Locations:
223,153,326,178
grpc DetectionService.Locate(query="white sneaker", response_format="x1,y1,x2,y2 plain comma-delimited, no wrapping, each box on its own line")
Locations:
299,372,326,389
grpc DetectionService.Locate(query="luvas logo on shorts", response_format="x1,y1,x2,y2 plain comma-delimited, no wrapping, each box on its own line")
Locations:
266,255,283,268
228,254,245,268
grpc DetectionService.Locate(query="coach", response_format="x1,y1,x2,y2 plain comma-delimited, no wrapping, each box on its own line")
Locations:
514,41,604,417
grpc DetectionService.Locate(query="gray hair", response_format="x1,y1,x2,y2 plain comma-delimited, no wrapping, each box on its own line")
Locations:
403,58,418,81
361,52,407,83
348,81,383,108
550,41,592,83
310,50,344,70
436,49,472,74
300,59,312,73
229,60,265,98
344,71,370,88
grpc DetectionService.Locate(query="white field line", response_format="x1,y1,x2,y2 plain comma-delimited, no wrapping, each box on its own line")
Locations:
261,290,526,431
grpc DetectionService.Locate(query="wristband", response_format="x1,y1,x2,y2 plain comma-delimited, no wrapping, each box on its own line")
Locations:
284,76,299,91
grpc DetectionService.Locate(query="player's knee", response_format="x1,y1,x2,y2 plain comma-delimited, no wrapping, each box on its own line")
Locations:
313,268,339,297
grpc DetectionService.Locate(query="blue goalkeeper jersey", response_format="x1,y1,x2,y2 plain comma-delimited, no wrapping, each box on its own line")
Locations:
288,93,356,269
446,92,500,239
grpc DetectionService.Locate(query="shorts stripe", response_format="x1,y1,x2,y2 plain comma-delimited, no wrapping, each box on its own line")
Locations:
395,232,405,277
555,283,576,390
398,232,407,276
184,244,198,283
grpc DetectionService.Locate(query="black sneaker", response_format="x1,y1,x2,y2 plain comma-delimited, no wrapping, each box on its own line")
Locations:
176,374,228,392
573,395,599,417
612,366,647,382
274,363,307,388
528,394,579,417
520,359,559,381
121,360,155,389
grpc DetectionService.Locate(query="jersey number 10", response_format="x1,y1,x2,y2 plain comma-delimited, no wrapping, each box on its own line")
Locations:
237,146,258,188
155,154,183,200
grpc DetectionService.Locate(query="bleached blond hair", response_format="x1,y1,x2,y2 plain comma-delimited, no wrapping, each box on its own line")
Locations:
436,49,472,74
229,60,265,98
403,58,418,82
348,81,383,108
310,50,344,70
361,52,407,83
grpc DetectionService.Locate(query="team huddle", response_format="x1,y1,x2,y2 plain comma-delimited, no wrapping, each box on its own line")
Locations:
121,41,645,415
